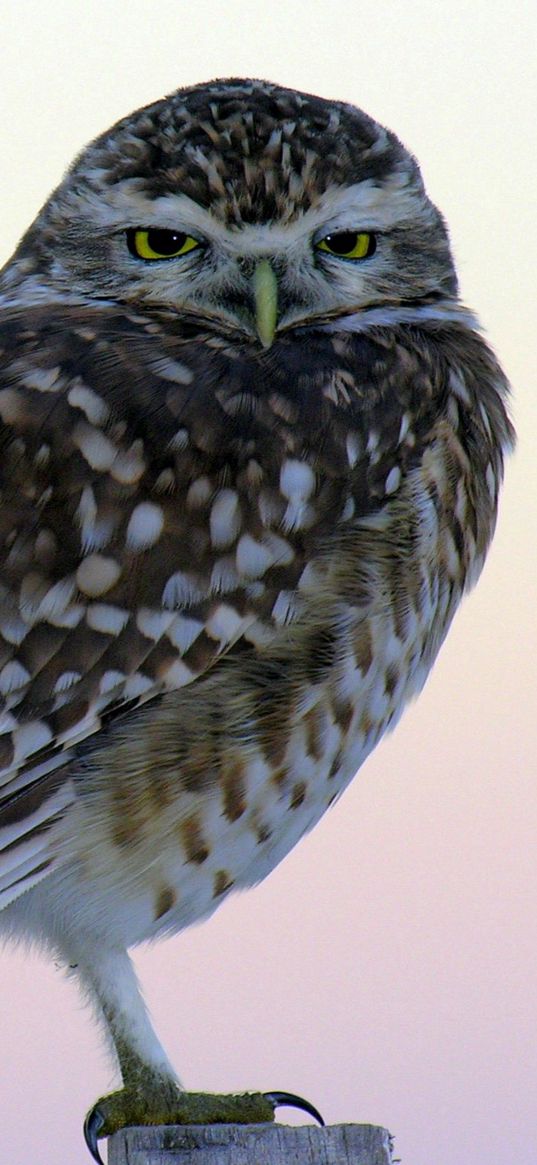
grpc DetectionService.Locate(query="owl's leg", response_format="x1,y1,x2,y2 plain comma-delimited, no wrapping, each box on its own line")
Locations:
73,944,322,1164
76,942,179,1089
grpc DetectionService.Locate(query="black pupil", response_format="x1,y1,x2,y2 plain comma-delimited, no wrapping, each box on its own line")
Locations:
146,229,187,255
326,231,372,255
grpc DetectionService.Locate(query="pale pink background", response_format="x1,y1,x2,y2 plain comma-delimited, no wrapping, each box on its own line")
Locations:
0,4,535,1163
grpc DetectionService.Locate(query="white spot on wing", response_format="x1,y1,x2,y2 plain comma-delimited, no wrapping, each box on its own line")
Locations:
398,413,411,444
206,604,247,645
76,485,96,533
110,440,146,484
34,443,51,468
87,604,130,635
236,534,274,579
19,573,48,617
162,659,194,688
37,578,77,621
99,670,126,695
210,489,241,549
21,365,61,392
150,357,194,385
385,466,401,495
76,486,114,553
272,590,301,625
68,381,110,426
126,502,165,551
169,428,189,451
0,614,28,646
186,476,212,508
123,673,154,699
210,557,239,595
136,608,175,640
53,671,82,694
76,555,121,597
346,433,361,468
0,662,31,695
279,459,316,531
162,571,203,609
13,720,53,764
280,459,315,501
167,615,204,654
72,422,117,471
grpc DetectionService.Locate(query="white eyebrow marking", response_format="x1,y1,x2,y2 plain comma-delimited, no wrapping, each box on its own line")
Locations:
65,170,429,251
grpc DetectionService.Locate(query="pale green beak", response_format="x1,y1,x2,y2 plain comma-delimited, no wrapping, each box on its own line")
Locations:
252,259,278,348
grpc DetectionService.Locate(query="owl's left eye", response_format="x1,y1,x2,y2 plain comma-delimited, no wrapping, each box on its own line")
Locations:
315,231,376,260
126,228,203,260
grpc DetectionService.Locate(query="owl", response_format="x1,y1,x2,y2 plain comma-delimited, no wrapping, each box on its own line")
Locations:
0,79,513,1162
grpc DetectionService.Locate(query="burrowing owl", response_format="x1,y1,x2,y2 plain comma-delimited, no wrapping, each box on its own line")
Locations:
0,79,513,1160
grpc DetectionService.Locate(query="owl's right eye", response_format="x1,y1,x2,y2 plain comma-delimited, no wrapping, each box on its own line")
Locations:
315,230,376,261
126,228,204,260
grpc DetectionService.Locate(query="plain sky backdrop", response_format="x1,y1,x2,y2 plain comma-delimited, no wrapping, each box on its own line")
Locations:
0,4,535,1164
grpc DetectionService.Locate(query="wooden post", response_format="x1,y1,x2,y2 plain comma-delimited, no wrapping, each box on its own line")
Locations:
108,1122,394,1164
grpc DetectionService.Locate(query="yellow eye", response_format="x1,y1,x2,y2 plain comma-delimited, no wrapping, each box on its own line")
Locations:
316,230,376,260
127,228,203,260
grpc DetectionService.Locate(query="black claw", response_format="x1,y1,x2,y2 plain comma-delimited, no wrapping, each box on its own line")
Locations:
83,1106,106,1164
264,1090,325,1127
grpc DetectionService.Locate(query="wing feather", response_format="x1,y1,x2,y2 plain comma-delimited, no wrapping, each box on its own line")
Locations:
1,300,469,901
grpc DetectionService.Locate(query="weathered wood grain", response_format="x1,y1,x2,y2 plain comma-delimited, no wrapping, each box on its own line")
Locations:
108,1122,394,1165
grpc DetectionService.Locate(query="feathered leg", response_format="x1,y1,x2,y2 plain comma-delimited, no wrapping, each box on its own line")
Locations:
71,942,321,1163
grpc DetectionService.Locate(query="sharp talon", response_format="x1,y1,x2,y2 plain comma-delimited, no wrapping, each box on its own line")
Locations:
264,1090,325,1127
83,1106,106,1164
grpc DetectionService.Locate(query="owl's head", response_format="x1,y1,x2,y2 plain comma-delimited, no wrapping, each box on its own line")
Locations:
4,79,458,345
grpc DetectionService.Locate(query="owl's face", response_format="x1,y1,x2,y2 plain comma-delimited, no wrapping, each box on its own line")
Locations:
4,79,457,345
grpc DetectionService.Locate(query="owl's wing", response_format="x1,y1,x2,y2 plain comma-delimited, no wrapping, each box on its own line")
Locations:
1,299,403,906
2,299,503,910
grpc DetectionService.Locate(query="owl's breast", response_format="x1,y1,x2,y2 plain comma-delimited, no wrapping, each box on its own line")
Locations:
0,302,512,930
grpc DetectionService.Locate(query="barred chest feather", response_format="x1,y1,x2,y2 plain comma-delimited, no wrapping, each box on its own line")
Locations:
0,302,512,938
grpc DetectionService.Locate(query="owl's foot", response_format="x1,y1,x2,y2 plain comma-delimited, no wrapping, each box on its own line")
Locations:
83,1086,324,1163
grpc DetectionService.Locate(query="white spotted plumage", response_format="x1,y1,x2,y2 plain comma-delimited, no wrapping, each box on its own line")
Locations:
0,77,513,1144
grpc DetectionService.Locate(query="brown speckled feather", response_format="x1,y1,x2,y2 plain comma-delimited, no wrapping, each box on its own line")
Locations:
0,298,511,896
